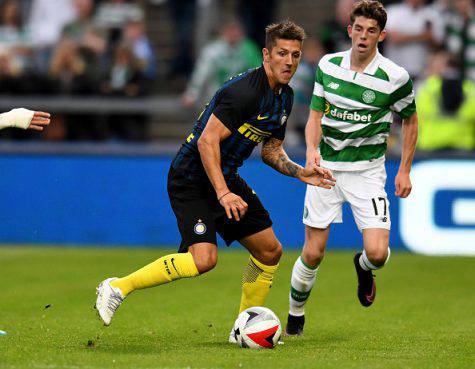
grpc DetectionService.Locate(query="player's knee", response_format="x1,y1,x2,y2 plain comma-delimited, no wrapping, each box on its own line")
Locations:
366,248,389,267
190,246,218,274
302,247,325,267
256,241,282,265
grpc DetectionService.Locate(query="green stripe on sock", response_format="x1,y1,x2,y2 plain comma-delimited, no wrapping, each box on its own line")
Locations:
291,287,312,302
300,257,318,270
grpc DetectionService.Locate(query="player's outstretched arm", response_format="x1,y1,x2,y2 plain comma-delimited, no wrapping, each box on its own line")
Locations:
261,137,335,189
0,108,50,131
395,112,418,198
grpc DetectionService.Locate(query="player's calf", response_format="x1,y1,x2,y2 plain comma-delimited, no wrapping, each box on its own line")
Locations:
286,256,318,336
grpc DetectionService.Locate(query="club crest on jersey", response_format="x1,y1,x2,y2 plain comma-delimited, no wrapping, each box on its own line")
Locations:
362,89,376,104
280,114,288,125
194,220,207,235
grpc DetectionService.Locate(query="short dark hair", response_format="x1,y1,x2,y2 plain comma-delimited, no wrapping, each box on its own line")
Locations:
265,20,306,50
350,0,387,30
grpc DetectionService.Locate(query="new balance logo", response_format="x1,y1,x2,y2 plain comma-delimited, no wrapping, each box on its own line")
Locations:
327,82,340,90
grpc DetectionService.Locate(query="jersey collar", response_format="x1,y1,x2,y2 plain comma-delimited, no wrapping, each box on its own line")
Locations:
341,48,381,75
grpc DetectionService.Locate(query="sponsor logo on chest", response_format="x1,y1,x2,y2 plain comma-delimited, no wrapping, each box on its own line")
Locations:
329,108,372,122
238,123,272,143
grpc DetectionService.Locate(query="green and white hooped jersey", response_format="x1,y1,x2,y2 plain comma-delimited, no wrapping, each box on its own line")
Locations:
311,49,416,171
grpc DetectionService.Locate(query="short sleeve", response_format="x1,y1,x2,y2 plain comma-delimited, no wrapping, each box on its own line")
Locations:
212,83,258,131
310,63,325,112
390,73,417,119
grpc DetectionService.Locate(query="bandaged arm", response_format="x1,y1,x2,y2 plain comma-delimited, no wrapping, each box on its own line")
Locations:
0,108,34,130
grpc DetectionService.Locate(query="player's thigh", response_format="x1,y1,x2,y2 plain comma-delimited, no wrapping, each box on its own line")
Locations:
303,182,343,229
216,176,273,249
301,225,330,266
239,226,282,265
167,169,219,252
362,228,390,264
341,166,391,232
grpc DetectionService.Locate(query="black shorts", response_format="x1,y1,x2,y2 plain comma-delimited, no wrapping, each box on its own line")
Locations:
167,167,273,252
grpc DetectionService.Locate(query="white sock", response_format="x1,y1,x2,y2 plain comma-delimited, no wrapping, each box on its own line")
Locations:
289,256,318,317
359,248,391,271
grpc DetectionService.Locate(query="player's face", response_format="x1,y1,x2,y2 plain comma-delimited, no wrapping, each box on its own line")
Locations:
264,39,302,86
348,16,386,59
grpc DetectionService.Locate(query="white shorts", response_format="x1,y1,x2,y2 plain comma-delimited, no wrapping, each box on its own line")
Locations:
303,164,391,232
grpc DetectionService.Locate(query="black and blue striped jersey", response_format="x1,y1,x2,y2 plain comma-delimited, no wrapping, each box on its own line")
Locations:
171,65,294,182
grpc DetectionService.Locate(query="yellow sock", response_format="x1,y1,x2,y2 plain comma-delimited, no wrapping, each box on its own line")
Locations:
239,255,278,313
110,252,199,296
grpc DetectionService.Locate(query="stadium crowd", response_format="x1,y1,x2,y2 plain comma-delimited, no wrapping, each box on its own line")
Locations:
0,0,473,151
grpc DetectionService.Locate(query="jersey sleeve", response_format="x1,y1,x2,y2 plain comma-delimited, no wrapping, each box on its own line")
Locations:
389,72,417,119
213,81,258,131
310,62,325,112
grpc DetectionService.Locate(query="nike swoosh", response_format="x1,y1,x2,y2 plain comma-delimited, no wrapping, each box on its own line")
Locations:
170,258,178,273
257,114,269,120
365,283,376,302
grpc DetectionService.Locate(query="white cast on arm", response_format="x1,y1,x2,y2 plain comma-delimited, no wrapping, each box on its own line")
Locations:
0,108,35,130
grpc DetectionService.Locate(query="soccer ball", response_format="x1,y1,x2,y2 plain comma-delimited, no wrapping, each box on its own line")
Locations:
231,306,282,349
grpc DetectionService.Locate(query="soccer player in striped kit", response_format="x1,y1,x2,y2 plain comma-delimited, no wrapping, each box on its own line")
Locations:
285,0,419,335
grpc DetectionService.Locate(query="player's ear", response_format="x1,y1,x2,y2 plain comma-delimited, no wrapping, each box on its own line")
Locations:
347,24,353,38
378,29,387,42
262,47,270,63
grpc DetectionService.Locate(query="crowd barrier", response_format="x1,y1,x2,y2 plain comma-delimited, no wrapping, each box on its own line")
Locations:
1,152,474,255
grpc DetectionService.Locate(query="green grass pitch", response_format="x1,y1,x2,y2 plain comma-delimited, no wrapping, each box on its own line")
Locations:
0,246,473,369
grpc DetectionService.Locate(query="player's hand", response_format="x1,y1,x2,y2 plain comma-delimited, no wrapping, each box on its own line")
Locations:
298,166,336,189
219,192,248,221
305,150,321,172
395,171,412,198
28,111,51,131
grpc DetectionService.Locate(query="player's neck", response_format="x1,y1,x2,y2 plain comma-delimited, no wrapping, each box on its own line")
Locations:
263,62,282,93
350,47,377,73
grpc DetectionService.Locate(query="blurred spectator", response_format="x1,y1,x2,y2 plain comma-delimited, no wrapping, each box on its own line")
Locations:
286,37,325,147
49,38,94,94
182,19,261,107
0,0,30,48
122,19,156,80
62,0,107,74
318,0,354,54
0,0,32,76
417,51,475,151
102,43,147,140
168,0,196,77
27,0,76,72
49,38,105,140
94,0,144,29
238,0,278,48
385,0,444,82
445,0,475,82
102,43,145,97
62,0,95,42
94,0,144,49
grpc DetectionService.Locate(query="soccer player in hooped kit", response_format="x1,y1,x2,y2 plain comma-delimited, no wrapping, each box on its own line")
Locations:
95,21,336,337
285,0,419,335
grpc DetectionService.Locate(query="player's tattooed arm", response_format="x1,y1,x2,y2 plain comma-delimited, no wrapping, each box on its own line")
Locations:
261,138,336,188
261,138,302,178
